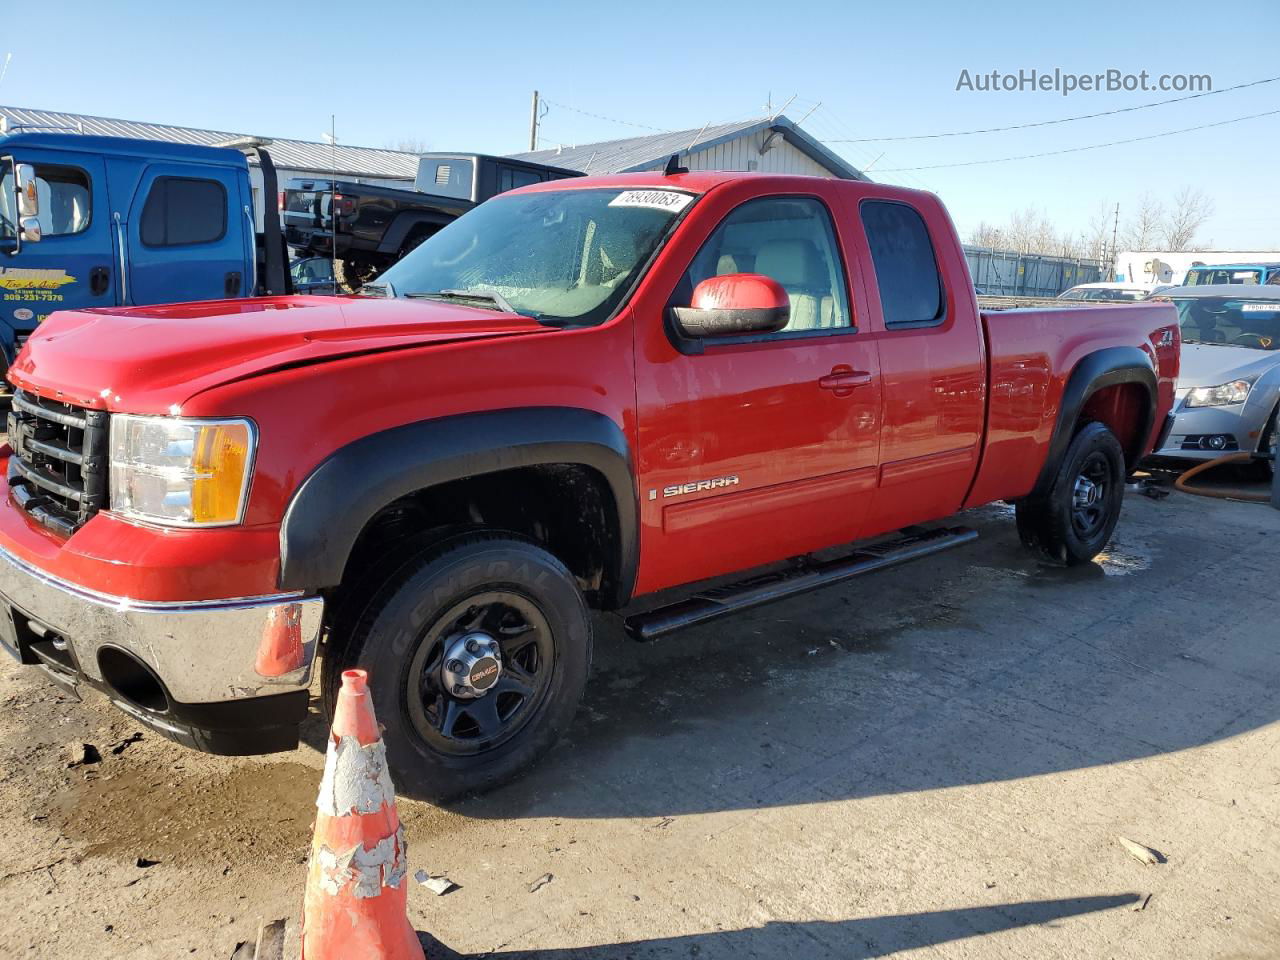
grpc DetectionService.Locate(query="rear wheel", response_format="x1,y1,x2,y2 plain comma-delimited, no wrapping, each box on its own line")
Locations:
1016,421,1125,565
337,257,379,291
322,534,591,802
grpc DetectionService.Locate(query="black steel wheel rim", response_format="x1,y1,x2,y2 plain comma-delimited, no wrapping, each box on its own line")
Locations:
1071,452,1111,540
406,590,555,757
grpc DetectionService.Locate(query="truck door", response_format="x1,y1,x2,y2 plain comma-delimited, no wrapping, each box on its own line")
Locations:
633,190,883,594
0,152,114,337
124,164,248,305
851,197,986,534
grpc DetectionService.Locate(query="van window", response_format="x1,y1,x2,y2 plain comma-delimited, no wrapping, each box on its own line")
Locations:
498,166,544,194
0,164,91,238
140,177,227,247
860,200,944,327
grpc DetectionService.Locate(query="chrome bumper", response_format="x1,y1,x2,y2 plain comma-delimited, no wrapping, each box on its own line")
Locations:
0,544,323,704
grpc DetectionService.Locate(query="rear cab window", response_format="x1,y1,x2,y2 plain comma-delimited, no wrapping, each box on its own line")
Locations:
860,199,945,328
140,177,227,247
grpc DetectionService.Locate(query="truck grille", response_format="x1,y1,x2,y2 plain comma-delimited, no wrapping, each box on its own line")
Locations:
6,389,109,536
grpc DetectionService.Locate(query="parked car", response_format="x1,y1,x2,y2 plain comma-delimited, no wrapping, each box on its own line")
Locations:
0,132,290,390
1145,285,1280,476
283,153,582,288
1183,263,1280,287
1058,282,1152,302
289,256,337,295
1,169,1178,800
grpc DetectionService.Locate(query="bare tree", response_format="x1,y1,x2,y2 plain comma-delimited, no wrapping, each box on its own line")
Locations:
1161,187,1214,251
385,137,432,154
968,221,1004,248
1120,194,1164,250
1083,203,1115,264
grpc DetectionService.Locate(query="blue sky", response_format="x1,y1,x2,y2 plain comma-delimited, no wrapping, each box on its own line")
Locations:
13,0,1279,248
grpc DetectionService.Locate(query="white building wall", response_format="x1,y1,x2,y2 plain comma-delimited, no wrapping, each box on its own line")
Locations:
640,131,837,177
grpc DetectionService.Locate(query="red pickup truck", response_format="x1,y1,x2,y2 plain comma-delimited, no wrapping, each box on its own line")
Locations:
1,170,1178,799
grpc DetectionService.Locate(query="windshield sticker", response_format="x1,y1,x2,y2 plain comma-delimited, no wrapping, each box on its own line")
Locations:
608,190,694,213
1241,303,1280,312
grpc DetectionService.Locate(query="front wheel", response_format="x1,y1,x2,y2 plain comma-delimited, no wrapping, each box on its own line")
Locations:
322,534,592,802
1015,421,1125,565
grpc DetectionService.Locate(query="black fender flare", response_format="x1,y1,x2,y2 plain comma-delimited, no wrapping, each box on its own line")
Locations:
1031,346,1157,498
375,211,454,255
278,407,638,606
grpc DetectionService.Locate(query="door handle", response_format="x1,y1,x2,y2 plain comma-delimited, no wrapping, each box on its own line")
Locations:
89,266,111,296
818,367,873,392
224,271,243,297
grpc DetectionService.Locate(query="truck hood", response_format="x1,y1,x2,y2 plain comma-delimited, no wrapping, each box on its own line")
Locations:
1177,342,1280,391
8,295,554,412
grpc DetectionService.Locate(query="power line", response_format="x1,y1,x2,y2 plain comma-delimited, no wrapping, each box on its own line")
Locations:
826,74,1280,143
541,98,671,133
876,108,1280,171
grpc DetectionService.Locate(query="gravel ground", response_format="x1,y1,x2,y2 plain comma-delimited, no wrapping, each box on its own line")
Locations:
2,484,1278,959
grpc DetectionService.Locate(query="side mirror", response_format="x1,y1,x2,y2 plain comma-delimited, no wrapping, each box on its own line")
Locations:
15,164,38,218
18,216,41,244
671,273,790,338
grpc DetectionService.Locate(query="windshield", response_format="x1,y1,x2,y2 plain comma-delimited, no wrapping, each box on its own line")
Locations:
1171,296,1280,349
376,187,693,325
1185,267,1262,286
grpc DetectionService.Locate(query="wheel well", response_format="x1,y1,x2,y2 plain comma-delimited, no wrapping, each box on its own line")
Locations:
338,464,623,609
1080,382,1150,470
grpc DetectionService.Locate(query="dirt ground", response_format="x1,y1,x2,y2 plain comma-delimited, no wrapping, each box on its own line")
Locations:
2,481,1278,959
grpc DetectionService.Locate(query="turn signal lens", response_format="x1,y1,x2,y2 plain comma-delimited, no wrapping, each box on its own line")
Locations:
192,423,253,524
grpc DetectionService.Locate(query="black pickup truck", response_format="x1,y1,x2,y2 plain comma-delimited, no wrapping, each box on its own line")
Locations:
283,152,582,287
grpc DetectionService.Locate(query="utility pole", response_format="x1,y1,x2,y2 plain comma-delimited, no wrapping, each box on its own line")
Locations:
1109,202,1120,279
528,90,540,151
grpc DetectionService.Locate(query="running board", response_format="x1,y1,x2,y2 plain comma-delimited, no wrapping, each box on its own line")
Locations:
623,526,978,642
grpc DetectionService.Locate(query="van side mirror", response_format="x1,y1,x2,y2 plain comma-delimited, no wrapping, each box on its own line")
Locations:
15,164,38,218
671,273,790,338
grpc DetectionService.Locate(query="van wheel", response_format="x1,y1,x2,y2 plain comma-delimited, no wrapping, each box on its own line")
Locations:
1015,421,1125,565
322,534,591,802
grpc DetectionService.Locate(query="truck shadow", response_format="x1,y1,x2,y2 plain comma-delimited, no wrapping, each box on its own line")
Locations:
302,499,1280,821
414,895,1141,958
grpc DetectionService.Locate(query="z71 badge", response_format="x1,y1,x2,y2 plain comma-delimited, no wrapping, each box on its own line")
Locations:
662,475,740,498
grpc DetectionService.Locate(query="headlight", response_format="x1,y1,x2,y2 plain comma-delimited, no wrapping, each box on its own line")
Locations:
1184,379,1253,407
109,415,256,526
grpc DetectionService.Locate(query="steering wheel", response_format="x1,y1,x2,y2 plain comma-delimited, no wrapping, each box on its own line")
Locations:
1232,332,1276,349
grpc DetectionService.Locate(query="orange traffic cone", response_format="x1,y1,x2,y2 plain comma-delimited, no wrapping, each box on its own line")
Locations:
301,669,425,960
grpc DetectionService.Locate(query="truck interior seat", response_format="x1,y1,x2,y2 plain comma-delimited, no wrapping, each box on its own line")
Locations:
754,238,833,331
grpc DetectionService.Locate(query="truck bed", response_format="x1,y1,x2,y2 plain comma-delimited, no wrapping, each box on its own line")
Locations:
965,302,1180,508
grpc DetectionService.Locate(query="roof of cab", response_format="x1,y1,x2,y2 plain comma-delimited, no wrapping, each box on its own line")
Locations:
0,132,247,167
510,170,925,199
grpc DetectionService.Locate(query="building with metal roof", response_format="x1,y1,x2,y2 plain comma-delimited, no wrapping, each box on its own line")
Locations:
509,116,866,181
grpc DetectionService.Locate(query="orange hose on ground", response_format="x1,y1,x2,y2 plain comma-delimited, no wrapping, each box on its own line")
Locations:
1173,451,1271,502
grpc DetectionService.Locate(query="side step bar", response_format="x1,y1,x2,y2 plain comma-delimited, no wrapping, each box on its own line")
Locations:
623,526,978,642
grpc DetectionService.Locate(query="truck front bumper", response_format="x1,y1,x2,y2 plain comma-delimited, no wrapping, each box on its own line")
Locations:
0,543,324,755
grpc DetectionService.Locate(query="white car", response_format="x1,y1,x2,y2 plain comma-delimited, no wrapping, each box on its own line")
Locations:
1057,282,1153,302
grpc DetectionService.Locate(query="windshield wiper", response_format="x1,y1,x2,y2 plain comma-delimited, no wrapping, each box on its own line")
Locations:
404,289,521,314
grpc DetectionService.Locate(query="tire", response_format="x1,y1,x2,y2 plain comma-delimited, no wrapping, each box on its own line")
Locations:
1257,406,1277,479
337,257,379,291
396,228,433,262
1015,421,1126,566
322,533,592,802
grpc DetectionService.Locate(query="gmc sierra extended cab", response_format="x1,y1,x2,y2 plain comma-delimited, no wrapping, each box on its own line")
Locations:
0,169,1178,800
